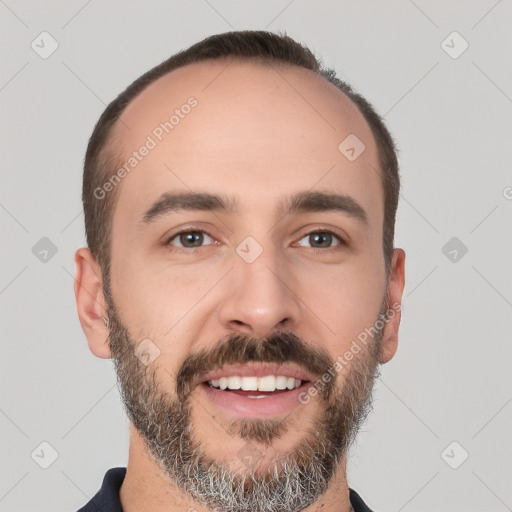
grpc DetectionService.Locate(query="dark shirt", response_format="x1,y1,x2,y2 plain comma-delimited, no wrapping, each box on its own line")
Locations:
76,467,374,512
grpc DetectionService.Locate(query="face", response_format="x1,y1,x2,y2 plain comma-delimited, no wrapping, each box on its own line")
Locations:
83,59,405,511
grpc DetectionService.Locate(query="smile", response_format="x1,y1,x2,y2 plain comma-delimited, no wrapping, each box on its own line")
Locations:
208,375,303,392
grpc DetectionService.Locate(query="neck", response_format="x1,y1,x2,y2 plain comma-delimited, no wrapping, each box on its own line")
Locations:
119,424,354,512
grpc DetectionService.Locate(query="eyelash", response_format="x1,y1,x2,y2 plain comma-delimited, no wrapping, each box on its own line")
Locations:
164,228,346,253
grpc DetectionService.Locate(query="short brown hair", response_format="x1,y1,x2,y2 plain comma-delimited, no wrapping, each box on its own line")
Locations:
82,30,400,288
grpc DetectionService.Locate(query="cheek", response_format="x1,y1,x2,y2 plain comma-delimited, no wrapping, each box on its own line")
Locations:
110,268,202,383
298,256,386,347
111,254,219,341
111,229,386,359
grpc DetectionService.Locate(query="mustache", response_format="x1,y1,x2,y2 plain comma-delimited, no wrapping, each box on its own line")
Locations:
176,331,335,400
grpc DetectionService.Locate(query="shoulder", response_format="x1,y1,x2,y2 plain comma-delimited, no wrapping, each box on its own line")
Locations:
75,467,127,512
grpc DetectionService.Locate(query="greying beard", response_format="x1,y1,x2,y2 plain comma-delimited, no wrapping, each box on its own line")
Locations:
105,286,384,512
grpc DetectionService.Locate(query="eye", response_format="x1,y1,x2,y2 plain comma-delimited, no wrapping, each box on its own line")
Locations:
296,230,345,250
165,229,215,249
164,228,346,252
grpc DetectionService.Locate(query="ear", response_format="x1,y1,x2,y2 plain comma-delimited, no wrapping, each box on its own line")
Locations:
74,247,112,359
378,248,406,364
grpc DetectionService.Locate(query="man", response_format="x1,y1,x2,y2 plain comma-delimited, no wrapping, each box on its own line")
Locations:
74,30,405,512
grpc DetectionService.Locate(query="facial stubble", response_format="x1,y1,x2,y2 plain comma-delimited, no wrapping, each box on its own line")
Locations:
104,286,386,512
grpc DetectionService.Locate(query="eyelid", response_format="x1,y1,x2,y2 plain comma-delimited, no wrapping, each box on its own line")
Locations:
165,227,216,248
164,226,348,250
295,228,347,247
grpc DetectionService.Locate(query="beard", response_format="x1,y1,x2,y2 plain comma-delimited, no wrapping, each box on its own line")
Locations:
104,284,386,512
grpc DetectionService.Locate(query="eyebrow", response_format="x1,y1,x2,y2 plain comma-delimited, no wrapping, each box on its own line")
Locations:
140,190,368,226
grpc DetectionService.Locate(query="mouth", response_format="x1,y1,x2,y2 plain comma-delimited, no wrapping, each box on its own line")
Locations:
197,363,314,419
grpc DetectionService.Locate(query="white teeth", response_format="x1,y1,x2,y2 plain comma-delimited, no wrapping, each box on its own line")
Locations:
258,375,276,391
240,376,258,390
275,376,288,389
227,376,241,389
208,375,303,392
219,377,228,390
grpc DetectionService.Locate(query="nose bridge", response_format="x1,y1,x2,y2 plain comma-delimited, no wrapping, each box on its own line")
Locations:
219,237,300,337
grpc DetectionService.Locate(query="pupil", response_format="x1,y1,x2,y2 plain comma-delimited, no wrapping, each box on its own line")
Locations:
179,232,331,248
311,233,330,248
182,232,202,247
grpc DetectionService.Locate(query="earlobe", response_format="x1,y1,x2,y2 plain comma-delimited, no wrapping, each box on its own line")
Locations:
379,248,406,365
74,247,112,359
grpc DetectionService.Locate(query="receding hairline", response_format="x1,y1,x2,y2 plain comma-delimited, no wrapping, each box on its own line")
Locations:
82,31,399,282
100,56,377,186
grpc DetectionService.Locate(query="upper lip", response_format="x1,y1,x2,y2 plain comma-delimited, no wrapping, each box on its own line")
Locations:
198,362,314,384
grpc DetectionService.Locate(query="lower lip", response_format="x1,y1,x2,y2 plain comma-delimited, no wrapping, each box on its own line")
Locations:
199,382,310,419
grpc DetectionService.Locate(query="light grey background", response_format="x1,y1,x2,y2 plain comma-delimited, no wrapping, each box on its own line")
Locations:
1,1,511,511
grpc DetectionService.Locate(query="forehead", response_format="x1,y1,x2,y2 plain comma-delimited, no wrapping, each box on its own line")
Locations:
109,59,382,227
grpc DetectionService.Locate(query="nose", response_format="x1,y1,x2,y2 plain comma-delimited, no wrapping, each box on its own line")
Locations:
218,245,301,339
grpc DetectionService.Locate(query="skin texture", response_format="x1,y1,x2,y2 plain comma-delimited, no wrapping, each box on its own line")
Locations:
74,59,406,512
